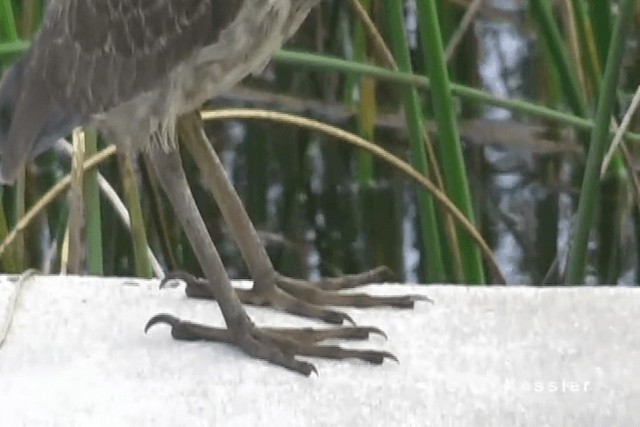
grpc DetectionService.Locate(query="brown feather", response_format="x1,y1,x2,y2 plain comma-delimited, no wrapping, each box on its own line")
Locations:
33,0,242,115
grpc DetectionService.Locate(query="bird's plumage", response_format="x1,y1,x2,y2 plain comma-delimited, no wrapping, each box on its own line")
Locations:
0,0,319,183
39,0,241,115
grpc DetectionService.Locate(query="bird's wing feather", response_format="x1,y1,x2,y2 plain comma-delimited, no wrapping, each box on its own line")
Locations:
33,0,242,115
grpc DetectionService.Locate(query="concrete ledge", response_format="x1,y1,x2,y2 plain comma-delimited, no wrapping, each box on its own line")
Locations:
0,275,637,425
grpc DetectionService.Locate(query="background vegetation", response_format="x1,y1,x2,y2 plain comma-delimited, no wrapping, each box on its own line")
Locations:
1,0,639,285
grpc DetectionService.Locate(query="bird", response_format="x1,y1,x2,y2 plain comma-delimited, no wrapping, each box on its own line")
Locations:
0,0,426,375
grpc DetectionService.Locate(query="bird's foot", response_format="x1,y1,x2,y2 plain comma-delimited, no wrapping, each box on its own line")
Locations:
145,313,397,375
160,267,431,325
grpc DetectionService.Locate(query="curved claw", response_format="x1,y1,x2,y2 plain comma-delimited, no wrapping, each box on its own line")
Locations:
339,311,356,326
309,364,319,376
353,349,399,365
144,313,181,333
390,294,433,308
363,326,387,340
382,351,399,364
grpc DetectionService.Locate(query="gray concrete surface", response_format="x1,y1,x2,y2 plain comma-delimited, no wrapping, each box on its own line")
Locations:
0,275,637,426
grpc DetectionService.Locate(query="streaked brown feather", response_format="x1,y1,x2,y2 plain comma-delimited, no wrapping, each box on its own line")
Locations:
33,0,242,115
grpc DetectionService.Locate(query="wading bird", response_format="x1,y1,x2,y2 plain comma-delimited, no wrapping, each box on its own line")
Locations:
0,0,425,375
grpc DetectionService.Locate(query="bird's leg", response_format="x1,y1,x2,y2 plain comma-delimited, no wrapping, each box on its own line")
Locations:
165,112,428,325
145,140,396,375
